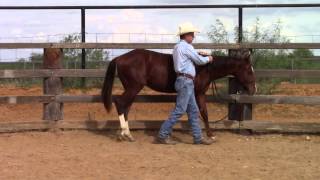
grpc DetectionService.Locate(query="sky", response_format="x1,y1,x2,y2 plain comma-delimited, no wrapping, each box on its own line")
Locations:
0,0,319,61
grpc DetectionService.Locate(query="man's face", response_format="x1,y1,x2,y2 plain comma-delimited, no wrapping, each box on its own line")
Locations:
183,32,195,43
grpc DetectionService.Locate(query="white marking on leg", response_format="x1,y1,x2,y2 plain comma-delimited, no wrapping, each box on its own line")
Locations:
124,120,131,135
119,114,126,135
119,114,132,138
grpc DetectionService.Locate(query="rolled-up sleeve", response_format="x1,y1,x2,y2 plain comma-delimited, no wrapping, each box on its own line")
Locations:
185,45,209,65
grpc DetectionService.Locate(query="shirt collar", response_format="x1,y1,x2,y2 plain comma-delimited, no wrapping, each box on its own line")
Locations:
179,39,188,44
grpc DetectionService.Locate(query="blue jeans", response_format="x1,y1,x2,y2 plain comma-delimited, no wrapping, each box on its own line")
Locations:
158,76,202,143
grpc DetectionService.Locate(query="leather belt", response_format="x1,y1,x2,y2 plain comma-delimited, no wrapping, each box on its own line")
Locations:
176,72,195,81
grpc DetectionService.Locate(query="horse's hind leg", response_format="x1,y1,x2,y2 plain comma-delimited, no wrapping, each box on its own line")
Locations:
118,113,134,142
196,94,216,139
114,86,142,142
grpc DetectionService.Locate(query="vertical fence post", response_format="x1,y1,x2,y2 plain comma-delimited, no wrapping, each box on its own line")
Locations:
43,48,63,121
227,7,252,121
81,8,86,87
228,49,252,120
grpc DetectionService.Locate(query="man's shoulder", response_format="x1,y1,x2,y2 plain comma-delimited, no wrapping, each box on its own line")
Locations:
175,41,194,51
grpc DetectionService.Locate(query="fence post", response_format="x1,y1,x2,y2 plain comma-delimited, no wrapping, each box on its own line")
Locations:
43,48,63,121
228,49,252,121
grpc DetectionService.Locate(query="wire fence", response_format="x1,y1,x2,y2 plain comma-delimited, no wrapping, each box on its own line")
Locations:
1,32,320,62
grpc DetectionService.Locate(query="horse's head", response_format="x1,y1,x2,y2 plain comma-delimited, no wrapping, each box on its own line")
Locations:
232,50,257,95
43,48,63,68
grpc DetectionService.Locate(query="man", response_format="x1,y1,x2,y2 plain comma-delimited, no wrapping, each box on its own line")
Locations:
157,22,215,145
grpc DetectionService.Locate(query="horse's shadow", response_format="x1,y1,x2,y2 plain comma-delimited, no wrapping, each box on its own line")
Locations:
83,119,120,141
83,119,193,143
83,119,253,143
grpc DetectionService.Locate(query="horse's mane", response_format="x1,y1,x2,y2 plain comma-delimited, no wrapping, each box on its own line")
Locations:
137,49,244,69
204,56,243,69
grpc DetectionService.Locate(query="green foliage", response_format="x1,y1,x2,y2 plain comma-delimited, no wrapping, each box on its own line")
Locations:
207,19,229,44
30,52,43,62
61,33,110,63
207,17,319,94
290,49,314,57
207,19,229,56
0,33,111,88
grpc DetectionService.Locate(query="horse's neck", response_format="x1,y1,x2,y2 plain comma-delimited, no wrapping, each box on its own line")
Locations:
210,57,237,80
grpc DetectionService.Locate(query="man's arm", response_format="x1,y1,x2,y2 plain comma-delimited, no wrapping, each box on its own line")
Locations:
185,45,213,65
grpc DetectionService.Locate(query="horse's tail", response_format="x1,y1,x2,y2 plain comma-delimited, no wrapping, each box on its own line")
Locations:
101,58,117,112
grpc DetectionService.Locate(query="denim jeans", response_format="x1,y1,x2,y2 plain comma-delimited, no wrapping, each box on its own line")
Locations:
158,76,202,143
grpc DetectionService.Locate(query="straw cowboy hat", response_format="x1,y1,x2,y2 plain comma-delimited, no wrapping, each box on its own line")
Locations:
177,22,200,36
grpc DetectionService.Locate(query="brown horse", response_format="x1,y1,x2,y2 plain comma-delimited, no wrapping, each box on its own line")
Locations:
101,49,256,141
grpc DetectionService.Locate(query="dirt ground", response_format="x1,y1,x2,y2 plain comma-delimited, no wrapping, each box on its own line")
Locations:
0,131,319,180
0,82,319,179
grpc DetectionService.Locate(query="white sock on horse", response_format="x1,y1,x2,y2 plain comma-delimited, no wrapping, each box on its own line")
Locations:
119,114,131,137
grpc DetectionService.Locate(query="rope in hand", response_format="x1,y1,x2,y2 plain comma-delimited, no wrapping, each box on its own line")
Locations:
210,80,230,124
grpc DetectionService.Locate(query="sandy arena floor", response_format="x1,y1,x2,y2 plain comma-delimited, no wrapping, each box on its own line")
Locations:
0,82,319,179
0,131,319,180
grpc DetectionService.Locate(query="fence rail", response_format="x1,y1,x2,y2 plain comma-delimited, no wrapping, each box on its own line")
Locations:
0,120,319,134
0,45,319,133
0,94,320,105
0,43,320,49
0,69,319,78
0,4,320,134
1,4,320,9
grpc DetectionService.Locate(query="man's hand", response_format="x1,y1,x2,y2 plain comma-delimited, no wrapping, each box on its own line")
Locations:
198,51,213,63
198,51,210,56
208,56,214,63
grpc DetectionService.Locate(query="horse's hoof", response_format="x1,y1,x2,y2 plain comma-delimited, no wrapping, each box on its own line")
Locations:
117,135,126,141
209,135,217,142
124,134,136,142
118,134,136,142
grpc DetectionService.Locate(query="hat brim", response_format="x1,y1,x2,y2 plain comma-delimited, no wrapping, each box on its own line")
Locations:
176,30,200,36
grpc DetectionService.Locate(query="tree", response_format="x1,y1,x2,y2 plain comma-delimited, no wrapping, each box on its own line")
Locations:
61,33,110,64
27,33,110,69
207,17,300,69
207,19,228,55
30,52,43,62
290,49,314,57
207,19,229,44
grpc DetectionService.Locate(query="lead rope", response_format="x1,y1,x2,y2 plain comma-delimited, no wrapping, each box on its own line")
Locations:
210,81,229,124
210,81,242,130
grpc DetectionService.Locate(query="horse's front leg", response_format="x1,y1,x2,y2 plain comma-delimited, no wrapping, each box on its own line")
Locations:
196,93,216,139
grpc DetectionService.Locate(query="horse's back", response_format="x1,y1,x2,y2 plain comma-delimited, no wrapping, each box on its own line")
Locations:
115,49,176,93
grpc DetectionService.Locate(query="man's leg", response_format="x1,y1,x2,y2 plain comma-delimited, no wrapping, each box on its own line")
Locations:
158,77,191,139
186,85,202,143
186,82,215,145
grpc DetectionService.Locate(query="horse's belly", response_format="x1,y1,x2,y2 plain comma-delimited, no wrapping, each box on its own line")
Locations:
147,78,176,93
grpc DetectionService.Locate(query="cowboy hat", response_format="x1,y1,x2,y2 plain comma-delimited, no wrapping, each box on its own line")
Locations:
177,22,200,36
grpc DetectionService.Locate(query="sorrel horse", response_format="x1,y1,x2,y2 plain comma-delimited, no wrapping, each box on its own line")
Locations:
101,49,256,141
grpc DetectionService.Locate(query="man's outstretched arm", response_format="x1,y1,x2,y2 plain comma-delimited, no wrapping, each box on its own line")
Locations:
185,46,213,65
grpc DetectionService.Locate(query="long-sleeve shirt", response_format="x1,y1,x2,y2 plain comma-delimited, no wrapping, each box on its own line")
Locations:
172,39,210,77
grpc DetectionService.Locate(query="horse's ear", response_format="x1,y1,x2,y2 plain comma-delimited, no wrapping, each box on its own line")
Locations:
241,49,251,61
